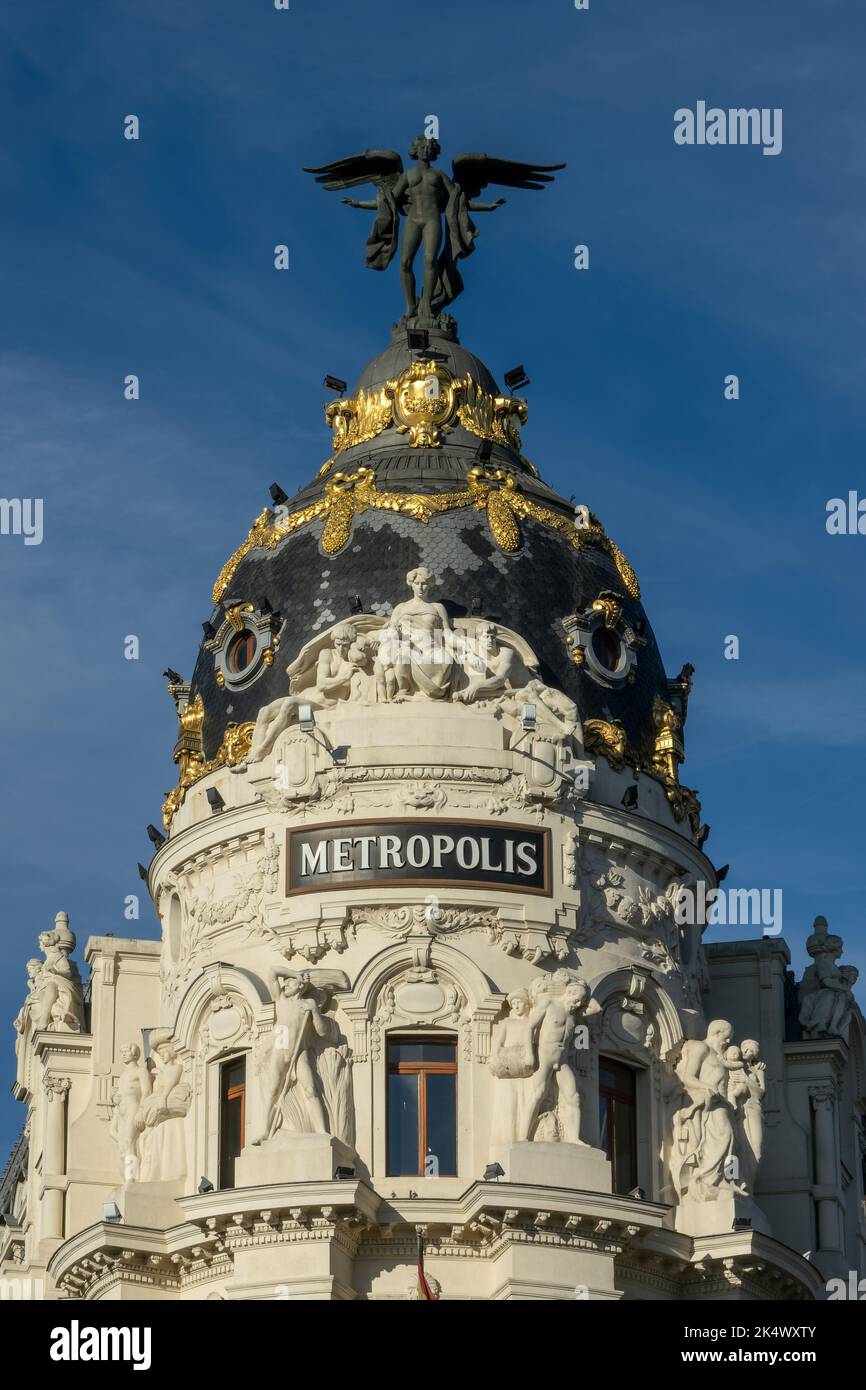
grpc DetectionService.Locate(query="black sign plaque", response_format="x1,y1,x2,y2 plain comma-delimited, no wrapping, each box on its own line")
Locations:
286,819,551,897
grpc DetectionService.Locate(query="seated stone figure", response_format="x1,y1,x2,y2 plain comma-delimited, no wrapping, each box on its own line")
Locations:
798,916,859,1041
243,621,362,765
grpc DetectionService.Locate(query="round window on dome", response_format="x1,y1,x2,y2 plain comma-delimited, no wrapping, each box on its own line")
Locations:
227,630,257,674
591,626,622,673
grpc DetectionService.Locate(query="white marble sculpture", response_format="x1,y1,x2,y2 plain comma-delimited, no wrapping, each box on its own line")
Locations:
252,965,354,1148
17,913,85,1035
240,575,581,767
109,1043,150,1182
490,969,599,1148
798,916,859,1041
136,1031,192,1184
670,1020,765,1202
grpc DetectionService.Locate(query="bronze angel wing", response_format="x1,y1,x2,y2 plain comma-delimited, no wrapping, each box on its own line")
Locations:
302,149,404,191
451,153,565,200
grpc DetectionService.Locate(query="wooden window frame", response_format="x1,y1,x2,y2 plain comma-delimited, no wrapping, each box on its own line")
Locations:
219,1055,247,1190
598,1057,638,1194
386,1036,457,1178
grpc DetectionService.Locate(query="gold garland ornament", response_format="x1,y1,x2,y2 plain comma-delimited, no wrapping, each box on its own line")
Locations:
212,467,640,603
320,362,532,464
584,717,701,836
162,721,255,830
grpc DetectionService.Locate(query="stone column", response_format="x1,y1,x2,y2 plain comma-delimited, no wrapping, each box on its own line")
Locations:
809,1084,841,1254
41,1075,70,1240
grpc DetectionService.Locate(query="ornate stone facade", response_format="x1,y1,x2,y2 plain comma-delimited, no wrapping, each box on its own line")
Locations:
2,324,864,1303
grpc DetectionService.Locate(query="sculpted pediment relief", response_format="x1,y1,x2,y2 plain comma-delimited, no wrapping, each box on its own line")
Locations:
238,569,581,770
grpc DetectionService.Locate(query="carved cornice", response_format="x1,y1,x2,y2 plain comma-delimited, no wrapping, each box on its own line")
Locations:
211,468,640,602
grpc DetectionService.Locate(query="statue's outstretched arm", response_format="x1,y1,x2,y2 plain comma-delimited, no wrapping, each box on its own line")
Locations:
468,199,506,212
343,197,377,209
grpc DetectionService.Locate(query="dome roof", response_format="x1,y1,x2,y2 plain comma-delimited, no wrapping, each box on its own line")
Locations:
172,327,698,838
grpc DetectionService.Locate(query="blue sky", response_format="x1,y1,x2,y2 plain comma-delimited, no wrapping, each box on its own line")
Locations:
1,0,864,1154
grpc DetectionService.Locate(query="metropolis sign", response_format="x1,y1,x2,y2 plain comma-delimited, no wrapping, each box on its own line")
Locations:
286,819,551,896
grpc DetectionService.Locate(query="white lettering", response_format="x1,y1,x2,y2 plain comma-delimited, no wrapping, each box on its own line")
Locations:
405,834,431,868
515,840,538,876
353,835,376,870
480,837,503,872
332,838,353,871
300,842,328,876
456,836,480,870
431,834,454,868
379,834,404,869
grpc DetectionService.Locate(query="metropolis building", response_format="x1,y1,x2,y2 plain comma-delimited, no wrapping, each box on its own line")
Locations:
2,147,865,1300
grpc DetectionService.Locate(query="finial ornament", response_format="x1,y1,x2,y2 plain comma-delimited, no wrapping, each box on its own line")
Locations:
304,137,564,329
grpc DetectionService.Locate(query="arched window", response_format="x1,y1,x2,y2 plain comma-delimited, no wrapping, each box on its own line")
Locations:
387,1036,457,1177
598,1058,638,1194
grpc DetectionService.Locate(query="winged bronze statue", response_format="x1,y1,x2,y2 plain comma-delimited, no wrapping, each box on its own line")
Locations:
303,135,564,329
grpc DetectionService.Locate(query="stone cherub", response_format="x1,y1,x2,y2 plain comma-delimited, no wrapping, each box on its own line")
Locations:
304,136,564,327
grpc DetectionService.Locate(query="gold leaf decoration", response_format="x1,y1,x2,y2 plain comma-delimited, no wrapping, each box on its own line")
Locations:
212,469,641,601
163,721,255,830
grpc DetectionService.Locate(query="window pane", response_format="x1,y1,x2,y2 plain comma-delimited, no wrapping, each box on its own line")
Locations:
219,1056,246,1190
389,1041,456,1066
599,1060,636,1097
388,1072,419,1174
426,1072,457,1175
613,1097,637,1193
599,1093,610,1155
223,1057,245,1094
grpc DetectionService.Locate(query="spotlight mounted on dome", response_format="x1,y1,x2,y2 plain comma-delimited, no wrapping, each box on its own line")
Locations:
137,863,148,882
269,482,289,507
202,620,216,641
206,787,225,815
295,704,350,764
503,364,530,392
406,328,429,352
716,863,730,882
476,438,493,464
323,375,347,396
697,823,711,849
298,703,316,733
146,824,166,849
348,593,363,615
198,1176,215,1194
520,702,537,733
621,785,639,810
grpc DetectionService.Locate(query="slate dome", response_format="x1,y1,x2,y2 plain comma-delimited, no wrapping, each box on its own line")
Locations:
176,325,696,838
